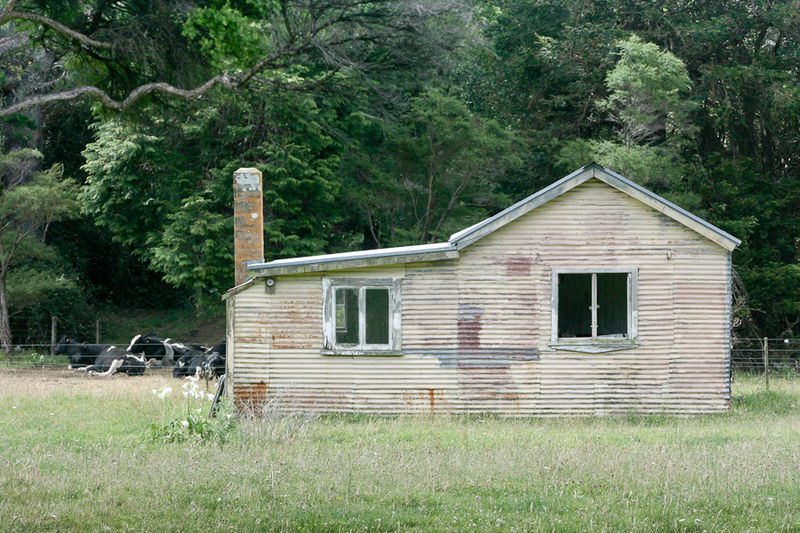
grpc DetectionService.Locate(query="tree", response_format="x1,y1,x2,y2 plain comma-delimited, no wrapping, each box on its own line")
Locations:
599,35,694,150
0,156,78,351
558,35,698,207
80,87,344,306
342,88,523,246
0,0,458,118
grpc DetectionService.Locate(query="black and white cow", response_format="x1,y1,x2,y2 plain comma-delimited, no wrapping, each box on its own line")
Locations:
127,334,176,366
128,334,208,367
81,346,146,376
202,340,226,378
55,337,110,368
172,340,226,379
173,353,207,379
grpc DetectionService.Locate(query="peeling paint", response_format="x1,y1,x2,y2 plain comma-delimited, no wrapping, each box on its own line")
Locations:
419,348,540,368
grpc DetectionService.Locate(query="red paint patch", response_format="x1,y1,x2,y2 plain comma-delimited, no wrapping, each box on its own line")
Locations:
505,255,531,276
457,304,482,351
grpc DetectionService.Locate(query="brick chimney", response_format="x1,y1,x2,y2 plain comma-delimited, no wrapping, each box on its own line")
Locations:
233,168,264,286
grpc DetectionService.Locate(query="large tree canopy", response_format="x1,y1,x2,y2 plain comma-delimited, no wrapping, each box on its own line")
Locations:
0,0,457,117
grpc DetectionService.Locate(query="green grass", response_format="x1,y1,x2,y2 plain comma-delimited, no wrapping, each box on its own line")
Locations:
1,372,799,532
0,350,69,369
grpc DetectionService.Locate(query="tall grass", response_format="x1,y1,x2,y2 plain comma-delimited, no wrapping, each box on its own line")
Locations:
1,371,799,532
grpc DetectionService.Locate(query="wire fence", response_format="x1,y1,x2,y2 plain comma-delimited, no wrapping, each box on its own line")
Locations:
2,334,797,375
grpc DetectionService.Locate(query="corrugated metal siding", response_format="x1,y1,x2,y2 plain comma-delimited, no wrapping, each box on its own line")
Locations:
230,178,732,415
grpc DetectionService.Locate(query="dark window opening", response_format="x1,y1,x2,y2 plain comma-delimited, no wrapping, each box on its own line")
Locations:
558,274,591,337
335,288,359,344
597,273,627,337
557,272,629,340
365,289,390,345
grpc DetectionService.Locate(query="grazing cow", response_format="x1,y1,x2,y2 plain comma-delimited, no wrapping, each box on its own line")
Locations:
55,337,110,368
82,346,146,376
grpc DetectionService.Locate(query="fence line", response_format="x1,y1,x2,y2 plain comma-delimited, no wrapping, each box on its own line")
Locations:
2,336,798,374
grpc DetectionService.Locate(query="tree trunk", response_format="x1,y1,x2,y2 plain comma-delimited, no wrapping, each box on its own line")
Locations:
0,270,12,353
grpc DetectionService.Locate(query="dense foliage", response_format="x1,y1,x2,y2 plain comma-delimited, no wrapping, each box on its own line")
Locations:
0,0,798,337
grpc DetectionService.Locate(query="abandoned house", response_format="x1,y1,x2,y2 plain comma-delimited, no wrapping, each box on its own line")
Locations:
224,163,741,415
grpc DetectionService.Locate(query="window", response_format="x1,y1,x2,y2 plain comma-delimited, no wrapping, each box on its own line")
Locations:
323,278,401,354
551,268,638,352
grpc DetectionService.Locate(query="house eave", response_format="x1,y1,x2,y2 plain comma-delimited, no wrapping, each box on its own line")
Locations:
245,242,459,277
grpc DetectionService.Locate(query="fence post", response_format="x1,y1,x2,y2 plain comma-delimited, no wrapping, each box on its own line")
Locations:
50,316,57,356
95,319,101,345
763,336,769,391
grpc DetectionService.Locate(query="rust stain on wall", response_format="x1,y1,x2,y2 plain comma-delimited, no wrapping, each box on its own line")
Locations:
235,336,266,344
401,388,444,412
234,381,268,412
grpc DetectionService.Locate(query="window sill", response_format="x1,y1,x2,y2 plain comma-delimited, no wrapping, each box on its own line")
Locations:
548,342,640,354
321,349,403,357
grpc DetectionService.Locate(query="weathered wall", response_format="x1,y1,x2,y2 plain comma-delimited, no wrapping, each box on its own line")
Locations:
229,178,731,414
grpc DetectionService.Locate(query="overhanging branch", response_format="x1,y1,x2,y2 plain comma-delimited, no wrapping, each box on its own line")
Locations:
0,0,431,118
0,76,237,118
3,9,112,49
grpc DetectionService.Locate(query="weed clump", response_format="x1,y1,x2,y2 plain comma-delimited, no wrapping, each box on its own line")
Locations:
148,380,236,445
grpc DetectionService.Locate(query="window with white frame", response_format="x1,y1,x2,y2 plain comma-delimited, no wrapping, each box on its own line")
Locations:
551,268,638,351
323,278,401,354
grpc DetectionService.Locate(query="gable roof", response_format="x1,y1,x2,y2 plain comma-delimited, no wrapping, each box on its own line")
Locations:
449,163,741,251
241,163,740,281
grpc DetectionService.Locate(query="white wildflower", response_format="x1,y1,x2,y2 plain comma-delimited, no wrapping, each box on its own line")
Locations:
181,420,189,428
182,380,204,400
207,393,214,401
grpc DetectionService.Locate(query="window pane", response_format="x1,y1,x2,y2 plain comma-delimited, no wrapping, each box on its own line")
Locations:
335,288,359,344
365,288,390,345
558,274,591,337
597,273,628,336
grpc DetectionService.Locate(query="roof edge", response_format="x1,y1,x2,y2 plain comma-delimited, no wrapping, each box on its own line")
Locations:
449,163,741,251
594,165,741,250
246,242,459,277
449,164,595,249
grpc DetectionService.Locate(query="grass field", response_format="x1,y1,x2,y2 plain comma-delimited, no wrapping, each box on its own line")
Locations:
1,371,799,532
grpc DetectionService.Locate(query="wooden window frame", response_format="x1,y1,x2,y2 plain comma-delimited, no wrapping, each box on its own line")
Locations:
549,267,639,353
322,277,402,356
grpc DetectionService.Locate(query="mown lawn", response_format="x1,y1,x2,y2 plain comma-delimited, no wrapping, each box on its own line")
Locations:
1,370,798,532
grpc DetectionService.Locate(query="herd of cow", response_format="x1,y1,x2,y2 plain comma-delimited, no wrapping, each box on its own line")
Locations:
54,334,226,379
